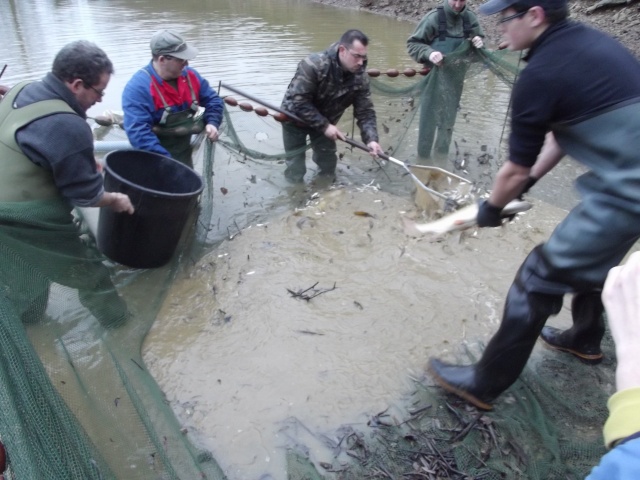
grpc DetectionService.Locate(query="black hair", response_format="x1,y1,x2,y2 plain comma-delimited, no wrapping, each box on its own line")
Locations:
339,29,369,48
52,40,114,87
544,5,569,23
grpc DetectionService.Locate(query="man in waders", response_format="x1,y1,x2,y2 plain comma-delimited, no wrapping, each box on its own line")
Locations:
122,30,224,167
281,29,384,184
407,0,484,161
0,40,134,328
428,0,640,410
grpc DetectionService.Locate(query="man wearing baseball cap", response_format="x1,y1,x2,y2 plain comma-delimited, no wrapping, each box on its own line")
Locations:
428,0,640,416
122,30,223,167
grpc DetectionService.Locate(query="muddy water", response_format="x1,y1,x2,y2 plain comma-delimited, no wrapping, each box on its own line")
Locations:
144,187,575,479
4,1,586,479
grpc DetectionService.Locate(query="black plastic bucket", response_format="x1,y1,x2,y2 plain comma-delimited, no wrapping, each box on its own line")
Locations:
97,149,204,269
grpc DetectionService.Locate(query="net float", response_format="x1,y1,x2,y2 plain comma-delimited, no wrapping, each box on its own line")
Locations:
272,112,289,122
367,68,381,77
254,106,269,117
238,102,253,112
403,68,416,77
93,115,114,127
419,67,431,76
223,96,238,106
386,69,399,77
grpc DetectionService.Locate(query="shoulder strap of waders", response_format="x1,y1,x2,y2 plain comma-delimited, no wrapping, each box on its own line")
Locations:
0,81,76,151
184,72,200,113
463,11,472,39
142,68,172,124
437,7,447,42
0,81,76,202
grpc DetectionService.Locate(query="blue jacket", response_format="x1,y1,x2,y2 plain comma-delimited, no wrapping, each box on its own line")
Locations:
586,437,640,479
586,388,640,479
122,62,223,157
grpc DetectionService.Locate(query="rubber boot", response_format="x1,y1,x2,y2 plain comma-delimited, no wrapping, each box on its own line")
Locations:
428,252,563,410
539,292,605,364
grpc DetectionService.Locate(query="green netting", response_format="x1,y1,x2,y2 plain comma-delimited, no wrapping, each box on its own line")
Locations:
282,335,612,480
0,40,607,480
0,140,226,479
215,42,522,207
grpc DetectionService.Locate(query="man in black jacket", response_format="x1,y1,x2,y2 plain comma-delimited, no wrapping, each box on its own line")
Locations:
428,0,640,410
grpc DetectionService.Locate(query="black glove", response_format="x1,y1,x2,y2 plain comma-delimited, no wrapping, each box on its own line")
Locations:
477,200,503,228
517,176,538,200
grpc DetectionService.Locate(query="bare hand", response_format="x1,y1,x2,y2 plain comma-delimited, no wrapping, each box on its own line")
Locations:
205,124,219,142
602,251,640,391
428,51,444,66
471,36,484,49
323,124,345,141
99,192,134,214
367,141,384,157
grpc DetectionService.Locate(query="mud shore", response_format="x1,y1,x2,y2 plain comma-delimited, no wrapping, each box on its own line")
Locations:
313,0,640,57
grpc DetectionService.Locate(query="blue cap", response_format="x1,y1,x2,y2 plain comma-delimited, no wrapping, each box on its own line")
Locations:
479,0,567,15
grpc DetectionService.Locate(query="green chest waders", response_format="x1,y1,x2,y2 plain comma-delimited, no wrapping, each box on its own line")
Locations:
0,81,75,202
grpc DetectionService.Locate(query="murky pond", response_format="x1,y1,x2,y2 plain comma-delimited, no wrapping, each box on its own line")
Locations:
4,1,587,479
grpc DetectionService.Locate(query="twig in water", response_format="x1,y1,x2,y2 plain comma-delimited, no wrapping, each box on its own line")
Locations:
227,219,242,240
287,282,337,301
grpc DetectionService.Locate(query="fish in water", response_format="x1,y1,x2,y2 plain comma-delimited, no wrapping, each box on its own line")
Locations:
402,199,533,236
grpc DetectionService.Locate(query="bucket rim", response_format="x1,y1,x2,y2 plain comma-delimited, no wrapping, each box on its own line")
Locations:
103,149,204,198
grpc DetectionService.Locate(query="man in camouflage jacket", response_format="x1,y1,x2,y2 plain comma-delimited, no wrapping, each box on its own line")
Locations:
281,29,384,183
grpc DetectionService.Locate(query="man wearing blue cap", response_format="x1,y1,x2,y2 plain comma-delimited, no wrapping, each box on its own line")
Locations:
428,0,640,411
123,30,224,167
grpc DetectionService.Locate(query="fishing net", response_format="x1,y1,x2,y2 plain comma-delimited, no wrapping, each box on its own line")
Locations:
288,335,612,480
0,39,610,480
0,138,224,479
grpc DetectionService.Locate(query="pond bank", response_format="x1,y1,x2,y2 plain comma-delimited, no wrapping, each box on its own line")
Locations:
313,0,640,57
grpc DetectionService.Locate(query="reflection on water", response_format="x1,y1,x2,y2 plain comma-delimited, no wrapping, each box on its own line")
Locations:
4,1,582,479
3,0,419,117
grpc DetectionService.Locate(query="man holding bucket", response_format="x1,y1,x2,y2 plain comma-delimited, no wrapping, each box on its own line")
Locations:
0,40,134,327
427,0,640,410
122,30,224,167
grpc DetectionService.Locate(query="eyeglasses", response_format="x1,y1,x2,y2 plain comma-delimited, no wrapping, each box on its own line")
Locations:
498,10,528,24
84,82,106,97
348,49,368,61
